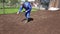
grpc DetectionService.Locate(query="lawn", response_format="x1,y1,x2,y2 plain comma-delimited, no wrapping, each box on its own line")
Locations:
0,8,38,14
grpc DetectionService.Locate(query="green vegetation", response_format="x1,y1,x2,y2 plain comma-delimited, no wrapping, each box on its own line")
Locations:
0,8,38,14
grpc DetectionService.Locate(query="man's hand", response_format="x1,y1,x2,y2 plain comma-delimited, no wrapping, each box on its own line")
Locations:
17,11,20,14
26,11,27,12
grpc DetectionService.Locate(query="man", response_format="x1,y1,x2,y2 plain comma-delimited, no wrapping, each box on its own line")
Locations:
17,1,32,23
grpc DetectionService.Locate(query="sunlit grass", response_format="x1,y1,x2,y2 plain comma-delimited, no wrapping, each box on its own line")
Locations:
0,8,38,14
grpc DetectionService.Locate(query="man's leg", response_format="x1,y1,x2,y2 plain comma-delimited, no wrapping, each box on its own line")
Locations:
25,11,30,23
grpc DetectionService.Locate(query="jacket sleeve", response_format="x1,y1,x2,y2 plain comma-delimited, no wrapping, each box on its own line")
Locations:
26,5,32,12
18,5,23,12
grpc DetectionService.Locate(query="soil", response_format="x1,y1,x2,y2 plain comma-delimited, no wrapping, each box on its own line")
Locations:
0,10,60,34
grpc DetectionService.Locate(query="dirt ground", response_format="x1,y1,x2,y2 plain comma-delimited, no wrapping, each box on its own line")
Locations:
0,10,60,34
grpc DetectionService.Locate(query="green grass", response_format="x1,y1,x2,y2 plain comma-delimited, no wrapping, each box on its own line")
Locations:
0,3,38,14
0,9,3,14
0,8,38,14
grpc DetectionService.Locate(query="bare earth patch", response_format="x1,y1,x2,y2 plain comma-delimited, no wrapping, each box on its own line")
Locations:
0,10,60,34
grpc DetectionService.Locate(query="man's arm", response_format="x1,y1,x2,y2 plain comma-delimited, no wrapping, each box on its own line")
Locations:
26,5,32,12
19,5,23,12
17,5,23,14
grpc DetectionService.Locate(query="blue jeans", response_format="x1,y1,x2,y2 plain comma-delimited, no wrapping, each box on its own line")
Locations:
25,11,30,20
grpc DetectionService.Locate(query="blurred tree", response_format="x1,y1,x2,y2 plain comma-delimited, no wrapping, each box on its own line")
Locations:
0,0,5,2
10,0,18,5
